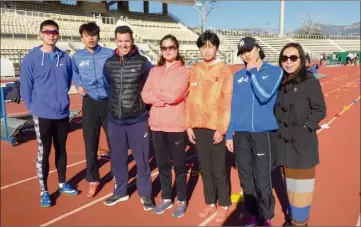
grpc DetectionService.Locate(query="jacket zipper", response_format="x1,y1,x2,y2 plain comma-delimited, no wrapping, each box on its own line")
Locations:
51,58,59,115
284,85,289,167
251,94,255,131
92,55,99,100
118,57,124,119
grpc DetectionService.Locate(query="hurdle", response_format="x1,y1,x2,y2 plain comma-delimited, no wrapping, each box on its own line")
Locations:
1,82,81,147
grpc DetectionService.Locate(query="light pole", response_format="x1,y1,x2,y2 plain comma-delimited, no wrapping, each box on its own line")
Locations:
279,0,285,38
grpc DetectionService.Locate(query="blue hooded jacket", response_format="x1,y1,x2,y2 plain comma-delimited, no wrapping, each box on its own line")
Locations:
226,62,283,139
20,46,73,119
72,45,114,100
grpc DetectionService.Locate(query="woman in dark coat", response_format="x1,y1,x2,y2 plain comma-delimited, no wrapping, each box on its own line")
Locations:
274,43,326,226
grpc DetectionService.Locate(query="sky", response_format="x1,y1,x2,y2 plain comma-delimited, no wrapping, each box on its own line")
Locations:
60,1,360,32
127,1,360,32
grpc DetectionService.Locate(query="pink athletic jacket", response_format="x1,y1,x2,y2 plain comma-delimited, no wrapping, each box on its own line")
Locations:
141,60,189,132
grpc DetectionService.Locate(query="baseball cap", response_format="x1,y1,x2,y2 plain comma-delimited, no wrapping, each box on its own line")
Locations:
237,36,257,56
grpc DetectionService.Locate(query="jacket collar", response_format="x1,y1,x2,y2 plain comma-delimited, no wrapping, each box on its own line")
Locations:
115,45,139,59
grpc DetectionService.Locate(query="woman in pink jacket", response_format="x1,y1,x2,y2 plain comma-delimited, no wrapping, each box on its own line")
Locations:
141,34,189,218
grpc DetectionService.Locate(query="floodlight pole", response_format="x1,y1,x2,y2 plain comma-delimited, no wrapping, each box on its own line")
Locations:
279,0,285,38
193,1,204,33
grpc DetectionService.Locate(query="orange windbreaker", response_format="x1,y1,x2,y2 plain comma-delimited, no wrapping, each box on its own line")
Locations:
185,60,233,135
141,61,189,132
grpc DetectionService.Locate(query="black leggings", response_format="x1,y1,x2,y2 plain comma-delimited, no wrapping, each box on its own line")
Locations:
34,116,69,192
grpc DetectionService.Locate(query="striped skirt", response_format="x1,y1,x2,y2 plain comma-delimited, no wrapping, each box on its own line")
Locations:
281,167,316,226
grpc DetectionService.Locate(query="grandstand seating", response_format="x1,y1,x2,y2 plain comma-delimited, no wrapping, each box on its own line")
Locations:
0,1,360,68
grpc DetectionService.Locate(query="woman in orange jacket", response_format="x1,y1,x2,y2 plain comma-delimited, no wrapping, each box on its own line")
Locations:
141,34,189,218
185,31,233,224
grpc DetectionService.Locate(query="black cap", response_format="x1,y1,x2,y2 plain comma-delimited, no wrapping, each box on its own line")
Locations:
237,36,257,56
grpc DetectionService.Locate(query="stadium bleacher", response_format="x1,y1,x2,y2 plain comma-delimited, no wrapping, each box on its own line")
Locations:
0,1,360,76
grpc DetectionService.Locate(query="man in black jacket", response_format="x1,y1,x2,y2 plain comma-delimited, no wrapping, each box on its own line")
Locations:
102,26,154,210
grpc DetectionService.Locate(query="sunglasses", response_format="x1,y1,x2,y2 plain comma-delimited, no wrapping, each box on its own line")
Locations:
281,55,300,62
41,30,59,36
161,45,177,52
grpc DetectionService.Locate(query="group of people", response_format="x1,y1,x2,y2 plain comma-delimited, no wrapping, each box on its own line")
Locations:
20,19,327,227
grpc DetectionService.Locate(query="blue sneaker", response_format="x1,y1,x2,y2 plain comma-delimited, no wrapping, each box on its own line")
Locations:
59,183,78,196
153,200,173,214
40,192,51,208
173,201,187,218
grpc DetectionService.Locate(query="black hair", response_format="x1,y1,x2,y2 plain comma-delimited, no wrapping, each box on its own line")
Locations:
157,34,184,66
256,44,266,60
114,25,133,40
196,30,220,49
242,44,266,67
40,20,59,31
79,22,100,37
278,42,307,85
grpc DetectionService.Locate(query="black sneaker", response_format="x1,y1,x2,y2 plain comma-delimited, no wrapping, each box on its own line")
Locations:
140,196,155,211
103,194,129,206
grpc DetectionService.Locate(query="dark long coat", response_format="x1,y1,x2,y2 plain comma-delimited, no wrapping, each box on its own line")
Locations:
274,71,327,169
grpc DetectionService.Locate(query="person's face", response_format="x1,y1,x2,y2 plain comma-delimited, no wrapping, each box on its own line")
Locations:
240,46,260,63
81,32,99,49
160,39,178,62
281,47,301,74
199,41,217,62
115,32,133,56
40,25,59,46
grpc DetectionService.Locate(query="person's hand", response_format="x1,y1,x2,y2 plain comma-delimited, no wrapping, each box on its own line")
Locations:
246,48,260,70
187,128,196,144
226,139,234,152
213,130,223,144
77,86,87,96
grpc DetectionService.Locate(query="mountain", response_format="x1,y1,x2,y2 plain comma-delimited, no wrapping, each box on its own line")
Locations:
204,22,360,36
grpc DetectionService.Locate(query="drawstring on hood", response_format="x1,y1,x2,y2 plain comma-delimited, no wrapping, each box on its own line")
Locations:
38,46,61,67
41,52,45,66
56,52,60,67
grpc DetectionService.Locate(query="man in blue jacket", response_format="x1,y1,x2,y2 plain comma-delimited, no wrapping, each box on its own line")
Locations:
72,22,114,198
20,20,78,208
225,37,283,226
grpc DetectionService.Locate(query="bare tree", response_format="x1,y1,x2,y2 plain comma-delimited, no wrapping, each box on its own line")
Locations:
295,14,323,35
193,0,216,33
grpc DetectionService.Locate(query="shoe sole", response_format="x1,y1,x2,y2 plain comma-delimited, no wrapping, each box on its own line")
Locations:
173,212,185,218
140,198,155,211
41,204,51,208
154,204,173,215
104,195,130,206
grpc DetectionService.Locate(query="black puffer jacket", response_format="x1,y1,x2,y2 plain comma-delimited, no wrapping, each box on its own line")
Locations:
104,47,149,120
274,71,326,169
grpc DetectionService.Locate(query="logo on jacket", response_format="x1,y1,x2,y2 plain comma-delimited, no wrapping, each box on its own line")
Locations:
79,60,90,67
262,75,269,79
293,87,298,92
238,77,249,83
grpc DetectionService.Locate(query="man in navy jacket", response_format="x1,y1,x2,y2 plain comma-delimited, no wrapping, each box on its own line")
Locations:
20,20,79,208
72,22,114,198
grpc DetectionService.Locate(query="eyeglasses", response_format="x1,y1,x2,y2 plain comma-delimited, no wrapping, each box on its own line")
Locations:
161,45,177,52
41,30,59,36
281,55,300,62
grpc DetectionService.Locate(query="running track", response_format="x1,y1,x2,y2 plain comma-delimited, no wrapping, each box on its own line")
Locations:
1,65,359,226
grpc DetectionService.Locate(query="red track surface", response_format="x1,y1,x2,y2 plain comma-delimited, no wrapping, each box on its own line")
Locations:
1,65,360,226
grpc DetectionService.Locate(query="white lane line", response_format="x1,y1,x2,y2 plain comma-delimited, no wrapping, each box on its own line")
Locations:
324,78,360,97
39,154,197,226
198,212,218,226
356,215,360,226
317,96,360,134
1,160,86,190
